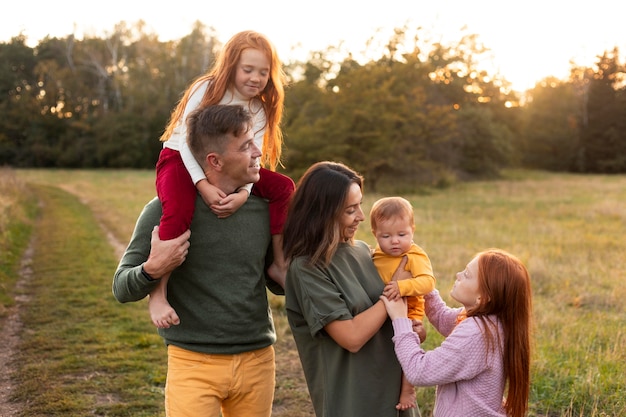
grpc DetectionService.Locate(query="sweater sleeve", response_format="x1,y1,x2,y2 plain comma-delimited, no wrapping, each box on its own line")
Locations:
392,316,493,387
397,245,436,297
424,289,462,337
112,198,161,303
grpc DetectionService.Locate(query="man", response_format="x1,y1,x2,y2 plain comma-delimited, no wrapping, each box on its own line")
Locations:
113,104,282,417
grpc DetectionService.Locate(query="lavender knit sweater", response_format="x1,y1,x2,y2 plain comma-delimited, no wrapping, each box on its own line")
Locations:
391,290,506,417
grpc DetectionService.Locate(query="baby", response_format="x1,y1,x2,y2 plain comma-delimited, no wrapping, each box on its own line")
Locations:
370,196,436,411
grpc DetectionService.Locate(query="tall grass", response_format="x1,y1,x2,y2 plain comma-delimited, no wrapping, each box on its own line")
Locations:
0,168,37,313
6,168,626,416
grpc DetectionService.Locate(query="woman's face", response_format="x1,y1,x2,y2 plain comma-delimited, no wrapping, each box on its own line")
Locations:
450,256,482,309
339,183,364,241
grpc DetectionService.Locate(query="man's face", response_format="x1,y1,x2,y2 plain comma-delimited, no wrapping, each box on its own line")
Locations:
219,127,262,188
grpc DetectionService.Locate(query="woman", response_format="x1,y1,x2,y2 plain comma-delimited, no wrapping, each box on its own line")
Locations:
381,249,532,417
283,161,417,417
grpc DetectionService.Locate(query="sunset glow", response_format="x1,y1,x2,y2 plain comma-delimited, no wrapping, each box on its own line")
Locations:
2,0,624,92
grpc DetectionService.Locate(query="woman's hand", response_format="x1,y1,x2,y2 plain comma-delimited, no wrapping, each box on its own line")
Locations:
379,295,408,320
391,256,411,281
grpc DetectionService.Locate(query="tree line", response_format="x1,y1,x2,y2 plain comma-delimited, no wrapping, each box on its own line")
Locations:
1,21,624,189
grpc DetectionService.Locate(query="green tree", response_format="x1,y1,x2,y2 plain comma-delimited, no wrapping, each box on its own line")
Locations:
579,48,626,172
0,36,39,165
521,78,581,171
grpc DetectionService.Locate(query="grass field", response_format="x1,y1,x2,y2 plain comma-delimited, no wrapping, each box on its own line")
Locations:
1,168,625,416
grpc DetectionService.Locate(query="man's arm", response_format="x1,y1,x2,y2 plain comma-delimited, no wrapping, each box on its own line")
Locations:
112,198,190,303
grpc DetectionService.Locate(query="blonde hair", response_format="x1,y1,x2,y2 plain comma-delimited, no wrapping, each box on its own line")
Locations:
369,196,415,233
160,30,286,170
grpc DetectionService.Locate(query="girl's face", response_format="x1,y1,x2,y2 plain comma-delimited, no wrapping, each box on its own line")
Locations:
450,256,482,309
373,216,414,256
339,183,364,241
234,48,270,99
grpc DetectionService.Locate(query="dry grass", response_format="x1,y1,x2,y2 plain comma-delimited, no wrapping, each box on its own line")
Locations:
5,168,626,416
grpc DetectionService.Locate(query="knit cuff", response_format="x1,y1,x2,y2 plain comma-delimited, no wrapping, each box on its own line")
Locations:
392,317,414,335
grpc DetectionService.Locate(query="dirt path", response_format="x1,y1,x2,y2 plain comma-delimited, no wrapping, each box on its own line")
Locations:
0,191,126,416
0,239,34,416
0,185,313,416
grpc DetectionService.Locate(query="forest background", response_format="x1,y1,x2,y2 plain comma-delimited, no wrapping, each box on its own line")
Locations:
1,21,625,189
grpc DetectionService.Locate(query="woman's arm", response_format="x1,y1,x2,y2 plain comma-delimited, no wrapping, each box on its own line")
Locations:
325,256,410,353
324,300,388,353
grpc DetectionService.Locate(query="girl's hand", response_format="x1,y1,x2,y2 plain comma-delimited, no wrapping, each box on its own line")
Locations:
210,189,248,218
379,295,408,320
412,320,427,343
197,179,226,207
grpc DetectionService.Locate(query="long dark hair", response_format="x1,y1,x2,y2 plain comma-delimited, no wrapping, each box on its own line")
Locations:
283,161,363,267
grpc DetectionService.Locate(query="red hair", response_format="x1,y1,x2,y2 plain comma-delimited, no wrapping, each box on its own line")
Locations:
160,30,286,170
467,249,532,417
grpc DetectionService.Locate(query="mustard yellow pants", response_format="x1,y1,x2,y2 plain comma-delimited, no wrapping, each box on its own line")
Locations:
165,344,275,417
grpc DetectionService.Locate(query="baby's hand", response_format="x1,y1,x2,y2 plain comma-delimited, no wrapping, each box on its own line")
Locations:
383,281,402,301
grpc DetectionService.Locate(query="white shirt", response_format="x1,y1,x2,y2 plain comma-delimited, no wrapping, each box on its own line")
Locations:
163,79,266,186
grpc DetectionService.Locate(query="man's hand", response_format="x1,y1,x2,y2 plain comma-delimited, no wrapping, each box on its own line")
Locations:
143,226,191,279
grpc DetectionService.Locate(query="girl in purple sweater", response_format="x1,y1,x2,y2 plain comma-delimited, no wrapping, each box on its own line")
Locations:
381,248,532,417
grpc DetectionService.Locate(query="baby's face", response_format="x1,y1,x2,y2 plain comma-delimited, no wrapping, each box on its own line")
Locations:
373,216,414,256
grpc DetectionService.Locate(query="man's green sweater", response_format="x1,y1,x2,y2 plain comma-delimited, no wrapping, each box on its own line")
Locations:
113,195,280,354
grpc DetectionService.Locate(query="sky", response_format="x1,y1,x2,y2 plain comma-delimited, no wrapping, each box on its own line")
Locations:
2,0,625,92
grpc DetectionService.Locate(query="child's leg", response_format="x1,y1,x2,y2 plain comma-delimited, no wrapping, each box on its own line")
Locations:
251,168,295,288
396,373,417,411
151,148,196,327
155,148,197,239
148,272,179,328
268,234,287,288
